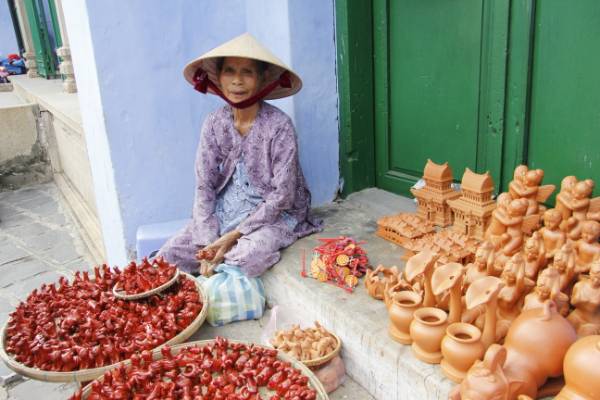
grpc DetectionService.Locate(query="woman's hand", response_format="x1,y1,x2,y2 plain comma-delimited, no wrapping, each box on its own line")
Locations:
196,230,242,270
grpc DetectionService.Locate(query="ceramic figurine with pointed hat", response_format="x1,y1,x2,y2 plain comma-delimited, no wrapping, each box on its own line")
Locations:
158,34,321,317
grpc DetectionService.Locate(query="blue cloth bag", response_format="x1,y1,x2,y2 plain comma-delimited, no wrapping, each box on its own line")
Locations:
197,263,266,326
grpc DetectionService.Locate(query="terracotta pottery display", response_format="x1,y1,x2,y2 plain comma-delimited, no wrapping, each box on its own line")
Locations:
376,213,436,246
574,220,600,274
523,232,545,280
464,241,495,286
410,159,461,227
404,249,438,307
451,301,577,399
550,243,577,293
388,290,422,344
448,344,510,400
446,168,496,241
485,192,512,248
383,280,417,310
403,230,479,266
533,266,570,316
493,198,530,269
556,177,598,240
431,262,464,324
502,300,576,397
508,165,554,217
496,254,533,339
440,322,485,383
567,259,600,336
409,307,448,364
365,265,399,300
539,208,566,263
463,276,504,349
523,283,569,317
555,335,600,400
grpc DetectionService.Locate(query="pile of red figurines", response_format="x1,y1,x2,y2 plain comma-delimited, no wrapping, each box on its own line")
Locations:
70,337,318,400
305,237,369,292
115,257,177,295
5,265,202,372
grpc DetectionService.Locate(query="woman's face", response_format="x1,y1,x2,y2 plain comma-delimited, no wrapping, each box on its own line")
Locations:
218,57,262,103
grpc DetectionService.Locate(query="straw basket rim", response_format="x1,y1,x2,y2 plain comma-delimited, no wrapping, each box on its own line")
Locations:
112,268,180,300
0,271,208,382
271,332,342,368
78,338,329,399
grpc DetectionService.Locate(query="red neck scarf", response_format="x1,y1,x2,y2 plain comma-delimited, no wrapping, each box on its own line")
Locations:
193,68,292,109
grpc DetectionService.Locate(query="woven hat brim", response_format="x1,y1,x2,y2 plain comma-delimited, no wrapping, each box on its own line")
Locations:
183,33,302,100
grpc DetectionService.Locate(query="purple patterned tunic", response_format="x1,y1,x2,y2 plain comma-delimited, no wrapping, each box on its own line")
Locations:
158,102,322,276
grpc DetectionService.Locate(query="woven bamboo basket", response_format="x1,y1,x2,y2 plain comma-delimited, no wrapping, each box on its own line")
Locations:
77,339,329,399
0,272,208,382
269,332,342,368
112,268,181,300
302,333,342,368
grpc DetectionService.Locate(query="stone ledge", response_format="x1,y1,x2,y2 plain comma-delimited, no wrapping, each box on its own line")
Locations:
10,75,81,134
263,188,454,400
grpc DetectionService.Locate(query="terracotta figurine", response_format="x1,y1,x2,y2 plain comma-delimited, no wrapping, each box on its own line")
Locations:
451,301,577,399
567,259,600,336
464,276,505,350
365,265,400,300
509,166,554,216
532,266,569,316
431,262,464,324
404,249,438,307
555,335,600,400
539,208,566,265
558,178,595,240
551,243,577,293
524,232,545,280
574,220,600,274
493,198,529,270
496,254,532,339
485,192,512,248
464,241,495,286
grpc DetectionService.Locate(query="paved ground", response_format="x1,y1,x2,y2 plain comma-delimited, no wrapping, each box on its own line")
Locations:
0,182,372,399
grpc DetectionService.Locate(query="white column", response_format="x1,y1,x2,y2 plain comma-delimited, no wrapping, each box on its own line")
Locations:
14,0,38,78
54,0,76,93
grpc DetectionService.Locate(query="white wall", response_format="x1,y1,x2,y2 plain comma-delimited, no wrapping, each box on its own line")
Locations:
61,0,128,264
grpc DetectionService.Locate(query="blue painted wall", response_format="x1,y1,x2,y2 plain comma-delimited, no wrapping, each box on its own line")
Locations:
288,0,339,203
83,0,339,257
0,1,18,57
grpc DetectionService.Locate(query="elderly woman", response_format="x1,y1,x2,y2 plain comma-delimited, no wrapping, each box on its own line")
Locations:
158,33,321,278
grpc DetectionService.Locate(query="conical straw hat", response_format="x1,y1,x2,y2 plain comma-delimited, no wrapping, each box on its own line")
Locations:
183,33,302,100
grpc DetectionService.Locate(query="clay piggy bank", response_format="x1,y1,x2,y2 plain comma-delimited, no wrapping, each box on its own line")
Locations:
450,300,577,400
556,335,600,400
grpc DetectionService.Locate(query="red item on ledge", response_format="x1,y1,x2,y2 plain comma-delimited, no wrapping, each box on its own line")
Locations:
302,236,370,293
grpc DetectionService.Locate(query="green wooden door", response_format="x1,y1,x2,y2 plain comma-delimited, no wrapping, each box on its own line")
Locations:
525,1,600,203
374,0,508,196
338,0,600,199
23,0,61,78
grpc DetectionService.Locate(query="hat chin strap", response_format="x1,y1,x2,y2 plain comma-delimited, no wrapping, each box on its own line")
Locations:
193,68,292,109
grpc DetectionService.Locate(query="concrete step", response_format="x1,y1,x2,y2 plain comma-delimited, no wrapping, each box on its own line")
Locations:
262,188,455,400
